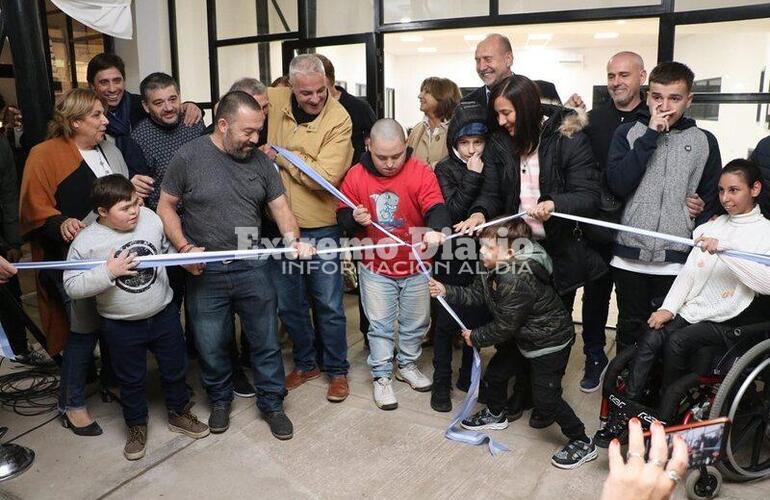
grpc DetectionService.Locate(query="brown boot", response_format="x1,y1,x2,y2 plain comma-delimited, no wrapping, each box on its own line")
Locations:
285,367,321,390
168,402,210,439
326,375,349,402
124,425,147,461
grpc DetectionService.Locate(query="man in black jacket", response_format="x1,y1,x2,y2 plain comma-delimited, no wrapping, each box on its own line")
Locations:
463,34,514,109
568,51,650,393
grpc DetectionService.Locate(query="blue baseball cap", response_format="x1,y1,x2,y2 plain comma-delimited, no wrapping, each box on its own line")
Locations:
455,122,487,140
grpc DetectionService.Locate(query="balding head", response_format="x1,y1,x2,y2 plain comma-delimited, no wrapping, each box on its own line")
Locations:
606,51,647,110
475,34,514,87
369,119,407,177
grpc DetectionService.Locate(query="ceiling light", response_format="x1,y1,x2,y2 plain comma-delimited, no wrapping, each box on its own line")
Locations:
527,33,552,41
399,17,412,23
417,47,437,53
464,34,486,42
400,35,423,42
594,32,620,39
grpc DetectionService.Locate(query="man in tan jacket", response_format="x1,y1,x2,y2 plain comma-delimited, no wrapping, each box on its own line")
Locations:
262,54,353,402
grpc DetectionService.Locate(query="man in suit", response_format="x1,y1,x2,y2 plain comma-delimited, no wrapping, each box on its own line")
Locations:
463,34,514,109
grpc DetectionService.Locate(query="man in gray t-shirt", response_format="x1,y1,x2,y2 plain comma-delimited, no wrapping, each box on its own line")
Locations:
158,91,313,440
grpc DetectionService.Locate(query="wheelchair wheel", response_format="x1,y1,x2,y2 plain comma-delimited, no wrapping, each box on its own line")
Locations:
685,466,722,500
709,338,770,482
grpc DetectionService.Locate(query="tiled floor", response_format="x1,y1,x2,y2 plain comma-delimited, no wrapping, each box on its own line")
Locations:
0,282,767,499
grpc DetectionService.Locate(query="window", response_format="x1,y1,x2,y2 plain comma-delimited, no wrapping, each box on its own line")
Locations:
689,78,722,121
692,103,769,161
217,42,282,94
384,19,659,127
216,0,297,39
315,0,373,37
675,0,770,11
500,0,660,14
383,0,487,24
674,19,770,94
44,0,108,95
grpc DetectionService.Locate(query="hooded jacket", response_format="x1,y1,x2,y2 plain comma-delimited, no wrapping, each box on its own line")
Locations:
469,104,606,294
607,112,721,264
444,242,574,354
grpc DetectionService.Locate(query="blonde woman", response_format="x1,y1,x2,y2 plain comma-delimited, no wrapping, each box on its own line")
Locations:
20,88,129,436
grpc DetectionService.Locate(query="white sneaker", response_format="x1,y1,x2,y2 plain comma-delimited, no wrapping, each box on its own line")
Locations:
373,377,398,410
395,364,432,392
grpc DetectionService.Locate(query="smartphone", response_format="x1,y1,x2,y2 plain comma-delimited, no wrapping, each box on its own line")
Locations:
644,417,730,469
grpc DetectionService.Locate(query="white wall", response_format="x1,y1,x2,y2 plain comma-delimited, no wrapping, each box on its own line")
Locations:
316,44,368,96
114,0,172,94
385,43,658,129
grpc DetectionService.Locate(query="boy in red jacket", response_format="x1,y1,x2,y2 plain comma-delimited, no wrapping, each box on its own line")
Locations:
337,119,450,410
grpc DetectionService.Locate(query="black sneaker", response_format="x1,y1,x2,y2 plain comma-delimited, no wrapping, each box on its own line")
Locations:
529,409,555,429
233,369,256,398
551,438,598,469
580,354,609,393
505,392,533,422
208,401,231,434
461,407,509,431
430,388,452,413
594,421,629,448
263,411,293,440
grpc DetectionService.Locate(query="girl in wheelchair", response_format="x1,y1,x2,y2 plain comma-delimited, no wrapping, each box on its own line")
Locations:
597,159,770,442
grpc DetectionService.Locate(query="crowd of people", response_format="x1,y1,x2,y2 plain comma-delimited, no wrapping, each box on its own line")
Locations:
1,32,769,494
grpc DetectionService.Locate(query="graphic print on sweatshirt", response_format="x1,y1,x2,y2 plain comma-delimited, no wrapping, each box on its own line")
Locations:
370,191,405,229
114,240,158,293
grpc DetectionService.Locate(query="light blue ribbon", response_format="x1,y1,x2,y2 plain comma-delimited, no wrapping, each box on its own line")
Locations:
410,245,510,455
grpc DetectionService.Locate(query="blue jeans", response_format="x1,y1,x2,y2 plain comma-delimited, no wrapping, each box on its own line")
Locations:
272,225,348,376
185,259,285,412
102,303,189,426
359,265,430,379
58,331,100,412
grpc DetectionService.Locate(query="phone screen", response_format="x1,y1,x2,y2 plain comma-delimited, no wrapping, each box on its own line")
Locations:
645,418,729,469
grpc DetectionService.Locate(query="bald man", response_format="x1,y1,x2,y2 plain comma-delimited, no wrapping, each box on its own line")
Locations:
572,52,703,393
464,34,514,109
337,118,450,410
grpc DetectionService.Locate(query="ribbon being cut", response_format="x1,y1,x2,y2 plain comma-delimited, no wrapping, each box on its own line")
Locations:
8,146,770,456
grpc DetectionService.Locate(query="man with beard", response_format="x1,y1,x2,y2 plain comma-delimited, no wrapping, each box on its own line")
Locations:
131,73,206,211
87,54,203,197
157,91,314,439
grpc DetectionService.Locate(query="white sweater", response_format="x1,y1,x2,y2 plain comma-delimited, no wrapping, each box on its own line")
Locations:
661,205,770,323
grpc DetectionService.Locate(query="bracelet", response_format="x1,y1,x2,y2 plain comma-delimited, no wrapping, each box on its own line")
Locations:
179,243,194,253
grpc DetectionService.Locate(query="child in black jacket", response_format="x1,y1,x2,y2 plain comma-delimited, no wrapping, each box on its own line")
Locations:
429,220,596,470
431,101,493,412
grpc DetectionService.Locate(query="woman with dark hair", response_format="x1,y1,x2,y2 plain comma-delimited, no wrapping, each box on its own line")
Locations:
407,77,462,168
457,74,606,428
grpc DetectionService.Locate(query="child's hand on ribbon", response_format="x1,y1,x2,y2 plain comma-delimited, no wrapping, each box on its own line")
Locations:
107,249,139,279
353,205,372,226
421,230,446,249
695,235,720,254
428,278,446,298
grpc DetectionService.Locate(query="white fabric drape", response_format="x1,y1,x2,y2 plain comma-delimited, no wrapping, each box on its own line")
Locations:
51,0,133,40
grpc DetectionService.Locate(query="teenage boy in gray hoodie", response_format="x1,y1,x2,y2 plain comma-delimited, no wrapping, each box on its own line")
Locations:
606,61,721,351
429,219,596,470
64,175,209,461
